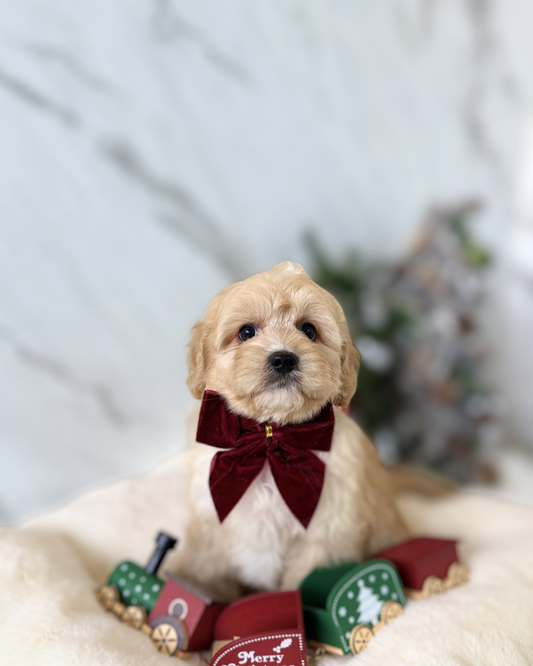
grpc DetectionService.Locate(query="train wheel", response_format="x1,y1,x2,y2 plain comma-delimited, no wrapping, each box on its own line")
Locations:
447,562,469,587
380,601,404,624
422,576,445,597
349,624,373,654
121,605,147,630
150,614,189,656
96,584,119,611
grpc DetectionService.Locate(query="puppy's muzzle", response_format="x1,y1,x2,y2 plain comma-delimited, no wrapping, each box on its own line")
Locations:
269,351,299,375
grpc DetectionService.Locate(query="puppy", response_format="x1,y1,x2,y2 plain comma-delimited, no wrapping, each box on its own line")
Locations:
175,262,408,601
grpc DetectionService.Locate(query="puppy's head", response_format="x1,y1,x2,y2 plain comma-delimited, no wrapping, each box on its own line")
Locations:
187,262,360,424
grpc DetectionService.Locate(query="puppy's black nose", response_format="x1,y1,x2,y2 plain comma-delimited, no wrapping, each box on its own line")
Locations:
269,351,299,374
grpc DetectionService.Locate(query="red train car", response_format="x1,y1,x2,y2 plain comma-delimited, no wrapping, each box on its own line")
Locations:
211,591,307,666
372,537,468,599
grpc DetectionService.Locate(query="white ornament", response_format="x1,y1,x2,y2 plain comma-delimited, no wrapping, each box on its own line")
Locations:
338,606,347,617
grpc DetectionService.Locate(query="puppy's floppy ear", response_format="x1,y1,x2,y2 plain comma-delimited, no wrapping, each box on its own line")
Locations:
333,334,361,407
187,320,210,399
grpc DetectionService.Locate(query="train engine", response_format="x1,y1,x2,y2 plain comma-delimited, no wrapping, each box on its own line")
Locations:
96,532,224,656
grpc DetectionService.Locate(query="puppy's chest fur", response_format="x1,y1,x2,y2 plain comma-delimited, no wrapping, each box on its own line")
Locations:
225,465,303,589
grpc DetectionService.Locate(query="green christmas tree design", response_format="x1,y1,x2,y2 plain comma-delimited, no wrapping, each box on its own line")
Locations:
356,579,383,626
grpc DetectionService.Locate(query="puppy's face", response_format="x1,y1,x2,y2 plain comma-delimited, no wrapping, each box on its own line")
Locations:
187,262,360,424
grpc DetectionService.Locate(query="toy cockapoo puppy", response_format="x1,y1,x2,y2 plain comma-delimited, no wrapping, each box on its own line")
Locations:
176,262,408,601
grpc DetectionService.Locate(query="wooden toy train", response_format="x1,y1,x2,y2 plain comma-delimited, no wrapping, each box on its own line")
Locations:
96,533,468,658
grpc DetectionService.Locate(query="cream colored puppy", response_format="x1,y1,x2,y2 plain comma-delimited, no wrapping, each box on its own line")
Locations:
176,262,408,601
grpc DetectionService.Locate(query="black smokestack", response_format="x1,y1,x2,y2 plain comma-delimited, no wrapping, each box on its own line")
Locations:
145,532,178,575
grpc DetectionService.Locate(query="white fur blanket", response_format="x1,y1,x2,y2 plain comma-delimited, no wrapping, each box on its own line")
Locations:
1,453,533,666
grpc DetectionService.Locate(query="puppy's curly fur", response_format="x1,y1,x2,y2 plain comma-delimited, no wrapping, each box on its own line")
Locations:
176,262,408,600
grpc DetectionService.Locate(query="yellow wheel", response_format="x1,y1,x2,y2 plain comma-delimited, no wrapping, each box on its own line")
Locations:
349,624,373,654
121,605,147,630
447,562,469,587
150,615,189,656
380,600,404,624
422,575,445,597
152,623,178,656
96,584,119,610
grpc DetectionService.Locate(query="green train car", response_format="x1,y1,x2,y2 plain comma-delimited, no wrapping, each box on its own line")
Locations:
300,559,407,654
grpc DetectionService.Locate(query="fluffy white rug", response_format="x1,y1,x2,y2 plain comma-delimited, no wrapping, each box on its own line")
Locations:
1,452,532,666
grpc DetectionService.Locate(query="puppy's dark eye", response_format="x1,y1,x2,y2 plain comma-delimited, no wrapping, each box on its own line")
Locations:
301,323,317,341
238,324,257,341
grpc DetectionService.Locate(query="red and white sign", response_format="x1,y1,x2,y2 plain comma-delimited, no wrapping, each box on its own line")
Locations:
211,631,306,666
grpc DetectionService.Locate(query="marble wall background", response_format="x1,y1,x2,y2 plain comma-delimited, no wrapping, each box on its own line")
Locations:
1,1,532,524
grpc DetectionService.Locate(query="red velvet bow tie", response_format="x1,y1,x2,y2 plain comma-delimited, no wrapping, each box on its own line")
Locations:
196,390,335,528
